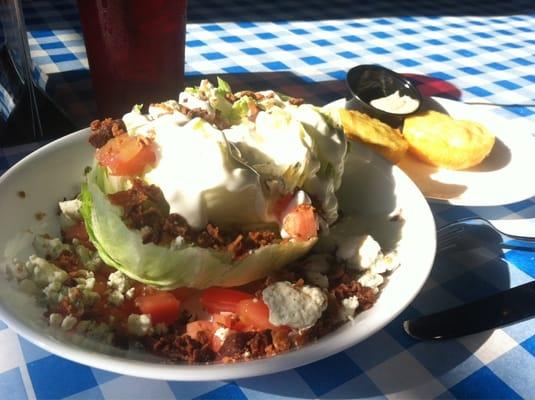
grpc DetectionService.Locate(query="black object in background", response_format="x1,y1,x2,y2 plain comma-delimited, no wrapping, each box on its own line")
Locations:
0,0,76,147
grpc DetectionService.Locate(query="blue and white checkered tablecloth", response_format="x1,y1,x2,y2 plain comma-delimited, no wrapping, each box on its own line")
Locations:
1,0,535,398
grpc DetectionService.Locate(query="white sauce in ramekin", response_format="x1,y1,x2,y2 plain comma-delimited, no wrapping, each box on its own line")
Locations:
370,90,419,114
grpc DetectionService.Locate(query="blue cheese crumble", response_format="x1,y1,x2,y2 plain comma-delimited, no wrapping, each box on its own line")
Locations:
107,270,134,306
262,281,328,330
128,314,153,336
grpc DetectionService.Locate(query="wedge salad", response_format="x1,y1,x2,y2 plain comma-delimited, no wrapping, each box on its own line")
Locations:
5,79,400,363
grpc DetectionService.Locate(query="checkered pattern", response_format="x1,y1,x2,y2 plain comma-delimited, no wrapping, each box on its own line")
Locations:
1,0,535,398
10,0,535,127
0,84,15,120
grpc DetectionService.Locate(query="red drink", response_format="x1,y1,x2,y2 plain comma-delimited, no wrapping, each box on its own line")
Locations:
77,0,187,118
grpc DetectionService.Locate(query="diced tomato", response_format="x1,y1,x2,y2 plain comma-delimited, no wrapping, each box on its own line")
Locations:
186,320,216,340
270,193,294,222
282,204,318,241
200,287,254,314
135,291,181,324
95,134,156,176
236,298,275,330
62,221,89,243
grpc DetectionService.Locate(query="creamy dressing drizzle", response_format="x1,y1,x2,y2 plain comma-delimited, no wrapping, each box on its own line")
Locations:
121,86,347,232
146,118,263,229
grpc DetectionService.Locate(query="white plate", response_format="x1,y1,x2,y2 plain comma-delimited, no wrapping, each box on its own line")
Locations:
397,97,535,206
0,129,435,381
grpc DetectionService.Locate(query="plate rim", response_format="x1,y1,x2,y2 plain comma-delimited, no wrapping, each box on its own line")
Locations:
0,127,436,381
334,96,535,206
401,97,535,206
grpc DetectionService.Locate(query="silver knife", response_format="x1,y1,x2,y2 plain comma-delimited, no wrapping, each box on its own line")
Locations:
403,281,535,340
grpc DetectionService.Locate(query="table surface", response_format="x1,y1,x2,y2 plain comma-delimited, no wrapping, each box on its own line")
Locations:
1,0,535,399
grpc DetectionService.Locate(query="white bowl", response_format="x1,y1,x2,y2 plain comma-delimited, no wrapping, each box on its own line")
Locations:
0,129,435,381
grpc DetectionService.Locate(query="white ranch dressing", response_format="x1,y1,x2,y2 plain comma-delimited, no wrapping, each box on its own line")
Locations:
121,89,348,232
143,117,264,229
370,90,419,114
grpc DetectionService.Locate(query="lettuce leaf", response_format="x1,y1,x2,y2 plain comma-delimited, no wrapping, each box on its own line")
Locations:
80,165,316,289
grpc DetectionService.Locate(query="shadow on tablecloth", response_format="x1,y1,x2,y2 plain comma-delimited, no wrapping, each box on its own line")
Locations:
187,0,535,22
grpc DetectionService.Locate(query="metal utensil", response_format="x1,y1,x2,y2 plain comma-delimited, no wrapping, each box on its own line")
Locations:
437,217,535,253
220,131,258,176
403,281,535,340
404,217,535,340
220,131,269,191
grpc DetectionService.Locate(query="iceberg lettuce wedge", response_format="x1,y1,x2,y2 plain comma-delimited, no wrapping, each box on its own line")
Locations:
80,165,316,289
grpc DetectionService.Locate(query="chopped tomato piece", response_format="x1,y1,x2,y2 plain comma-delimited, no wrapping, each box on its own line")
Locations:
95,134,156,176
135,291,181,325
200,287,254,314
282,204,317,241
236,298,275,330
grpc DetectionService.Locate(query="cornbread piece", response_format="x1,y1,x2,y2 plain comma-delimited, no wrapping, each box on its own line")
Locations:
339,109,409,163
403,110,495,170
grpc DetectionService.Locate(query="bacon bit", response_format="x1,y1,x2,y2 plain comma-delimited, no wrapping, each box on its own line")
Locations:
224,92,237,103
288,97,305,105
89,118,127,148
248,102,260,122
149,333,216,363
55,250,82,273
270,327,291,353
177,103,213,122
17,191,26,199
206,224,224,245
331,281,377,310
247,230,278,247
247,330,272,358
34,211,46,221
218,331,254,357
234,90,264,101
227,234,245,259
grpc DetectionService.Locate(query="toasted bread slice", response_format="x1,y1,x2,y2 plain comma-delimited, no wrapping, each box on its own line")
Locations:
403,110,495,170
339,109,409,163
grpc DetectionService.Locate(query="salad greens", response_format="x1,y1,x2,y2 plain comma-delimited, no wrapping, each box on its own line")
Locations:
79,78,346,290
80,165,316,289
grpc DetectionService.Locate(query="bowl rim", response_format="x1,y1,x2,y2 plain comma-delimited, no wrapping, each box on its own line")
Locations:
346,64,423,117
0,127,436,381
